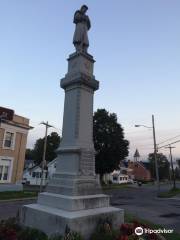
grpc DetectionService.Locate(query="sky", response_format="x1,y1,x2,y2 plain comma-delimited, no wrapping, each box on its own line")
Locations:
1,0,180,161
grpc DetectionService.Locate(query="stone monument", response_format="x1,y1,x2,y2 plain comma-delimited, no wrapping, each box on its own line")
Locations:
20,5,124,239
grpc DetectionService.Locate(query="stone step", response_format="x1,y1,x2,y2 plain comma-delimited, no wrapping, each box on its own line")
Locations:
38,192,109,211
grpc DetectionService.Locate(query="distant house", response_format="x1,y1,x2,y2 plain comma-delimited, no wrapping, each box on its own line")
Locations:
47,158,57,179
128,160,151,181
24,159,35,170
102,160,133,184
23,165,47,185
0,107,32,184
22,158,57,185
111,170,131,184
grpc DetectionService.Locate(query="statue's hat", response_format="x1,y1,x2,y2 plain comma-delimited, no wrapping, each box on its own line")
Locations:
81,5,88,10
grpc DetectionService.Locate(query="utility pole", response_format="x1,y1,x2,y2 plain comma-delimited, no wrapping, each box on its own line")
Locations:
152,115,160,195
165,145,176,189
135,115,160,196
40,121,53,192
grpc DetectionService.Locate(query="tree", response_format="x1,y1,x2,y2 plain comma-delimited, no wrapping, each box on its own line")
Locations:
175,167,180,180
93,109,129,180
148,153,170,180
33,132,61,165
25,148,34,160
176,159,180,168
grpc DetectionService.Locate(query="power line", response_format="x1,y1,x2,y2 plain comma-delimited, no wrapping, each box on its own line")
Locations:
157,134,180,146
158,139,180,150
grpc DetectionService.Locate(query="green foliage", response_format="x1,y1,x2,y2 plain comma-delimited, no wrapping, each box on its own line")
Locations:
18,227,48,240
48,235,63,240
158,187,180,198
93,109,129,178
90,220,118,240
176,159,180,168
30,132,61,165
64,232,83,240
148,152,170,180
175,167,180,179
49,231,83,240
0,191,37,200
25,149,34,160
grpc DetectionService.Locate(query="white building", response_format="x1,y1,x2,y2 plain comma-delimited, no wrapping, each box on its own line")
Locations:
22,158,57,185
111,170,130,184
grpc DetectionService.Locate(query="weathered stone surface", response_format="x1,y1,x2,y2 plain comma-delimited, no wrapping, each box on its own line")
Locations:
38,192,109,211
21,204,124,239
21,18,124,238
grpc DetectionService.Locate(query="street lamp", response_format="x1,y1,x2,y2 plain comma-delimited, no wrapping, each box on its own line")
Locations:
135,115,160,195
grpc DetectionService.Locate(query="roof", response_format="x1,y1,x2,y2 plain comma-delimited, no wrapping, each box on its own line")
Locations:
0,106,33,130
134,149,140,158
47,158,57,167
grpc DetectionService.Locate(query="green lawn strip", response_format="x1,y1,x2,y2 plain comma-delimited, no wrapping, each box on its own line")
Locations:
125,212,180,240
0,191,38,200
102,183,132,190
158,188,180,198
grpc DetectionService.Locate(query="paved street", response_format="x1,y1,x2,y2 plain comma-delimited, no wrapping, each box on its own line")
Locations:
0,199,35,221
0,184,179,234
106,183,180,234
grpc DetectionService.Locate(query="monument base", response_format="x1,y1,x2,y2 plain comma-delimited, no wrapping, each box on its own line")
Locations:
21,202,124,239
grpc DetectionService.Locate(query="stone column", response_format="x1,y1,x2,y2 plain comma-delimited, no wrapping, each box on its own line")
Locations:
46,52,101,196
20,51,124,239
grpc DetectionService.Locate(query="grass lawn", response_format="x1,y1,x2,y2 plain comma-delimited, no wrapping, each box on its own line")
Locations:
102,183,132,190
0,191,38,200
125,212,180,240
158,188,180,198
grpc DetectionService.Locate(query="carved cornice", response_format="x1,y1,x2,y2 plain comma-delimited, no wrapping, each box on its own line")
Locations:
60,73,99,91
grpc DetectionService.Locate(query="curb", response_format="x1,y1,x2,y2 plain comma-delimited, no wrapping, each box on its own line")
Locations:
0,197,37,203
155,197,180,201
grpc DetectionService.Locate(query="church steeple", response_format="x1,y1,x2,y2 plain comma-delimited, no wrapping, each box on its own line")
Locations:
134,148,140,162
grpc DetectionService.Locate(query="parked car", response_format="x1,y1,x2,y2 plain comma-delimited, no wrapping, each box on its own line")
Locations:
127,179,134,184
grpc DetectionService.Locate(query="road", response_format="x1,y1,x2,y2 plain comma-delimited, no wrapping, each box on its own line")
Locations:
0,199,35,220
106,183,180,233
0,183,179,234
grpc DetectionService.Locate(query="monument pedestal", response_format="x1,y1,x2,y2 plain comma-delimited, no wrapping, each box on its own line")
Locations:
21,202,123,239
20,52,124,239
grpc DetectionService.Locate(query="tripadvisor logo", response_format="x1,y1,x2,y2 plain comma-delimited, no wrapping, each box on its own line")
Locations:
135,227,143,235
135,226,174,236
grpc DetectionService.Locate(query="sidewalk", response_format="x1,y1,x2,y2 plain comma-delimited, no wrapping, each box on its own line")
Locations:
0,184,23,192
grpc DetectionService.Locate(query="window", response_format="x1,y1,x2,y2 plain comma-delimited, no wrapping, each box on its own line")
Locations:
32,172,42,178
3,166,9,180
113,176,118,181
0,166,3,180
4,132,14,148
0,159,12,183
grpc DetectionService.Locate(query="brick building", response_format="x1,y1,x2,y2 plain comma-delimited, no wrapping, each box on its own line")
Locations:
128,161,151,181
0,107,32,183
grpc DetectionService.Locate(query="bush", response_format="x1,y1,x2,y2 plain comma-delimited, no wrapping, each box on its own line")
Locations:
18,227,48,240
90,219,118,240
63,226,83,240
0,218,20,240
49,235,63,240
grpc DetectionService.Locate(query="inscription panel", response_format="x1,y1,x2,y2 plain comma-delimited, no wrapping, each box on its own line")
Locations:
80,151,95,176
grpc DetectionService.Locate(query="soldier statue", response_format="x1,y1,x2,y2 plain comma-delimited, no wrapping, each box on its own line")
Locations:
73,5,91,53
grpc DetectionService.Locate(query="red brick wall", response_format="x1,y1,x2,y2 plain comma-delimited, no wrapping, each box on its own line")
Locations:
128,162,151,181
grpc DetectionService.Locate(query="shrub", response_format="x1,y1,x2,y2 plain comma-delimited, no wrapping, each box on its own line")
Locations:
0,218,20,240
18,227,48,240
63,226,83,240
90,219,118,240
49,235,63,240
